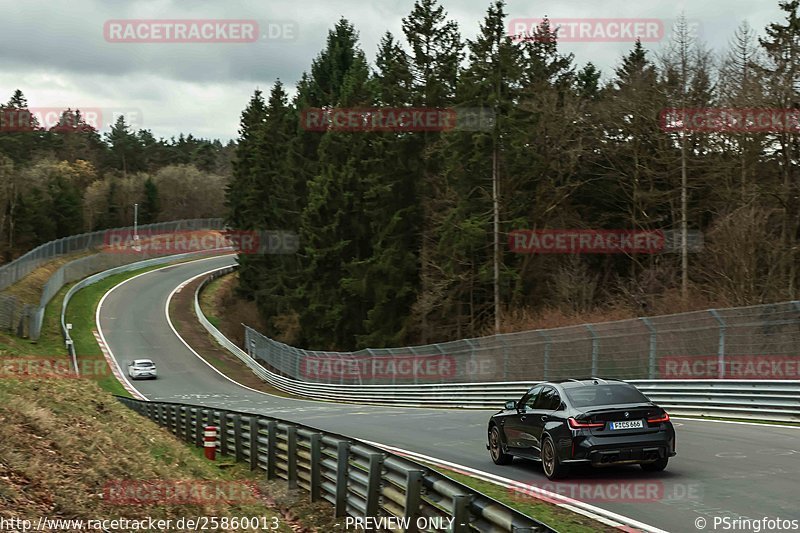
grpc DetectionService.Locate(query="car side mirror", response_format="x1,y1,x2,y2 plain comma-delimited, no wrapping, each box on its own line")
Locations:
504,400,517,411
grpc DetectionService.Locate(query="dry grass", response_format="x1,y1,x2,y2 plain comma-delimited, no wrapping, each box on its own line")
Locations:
2,251,94,306
205,273,268,348
495,287,728,335
0,378,291,530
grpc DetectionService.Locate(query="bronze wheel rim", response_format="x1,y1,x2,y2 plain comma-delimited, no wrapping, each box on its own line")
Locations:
490,429,501,460
543,440,554,476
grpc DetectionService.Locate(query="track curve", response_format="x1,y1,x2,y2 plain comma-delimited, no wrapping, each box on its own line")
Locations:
97,255,800,532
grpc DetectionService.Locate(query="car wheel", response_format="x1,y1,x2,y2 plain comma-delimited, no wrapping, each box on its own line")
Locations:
542,436,568,480
641,457,668,472
489,426,513,465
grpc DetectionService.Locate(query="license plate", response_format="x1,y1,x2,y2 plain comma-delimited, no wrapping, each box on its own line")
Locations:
609,420,644,430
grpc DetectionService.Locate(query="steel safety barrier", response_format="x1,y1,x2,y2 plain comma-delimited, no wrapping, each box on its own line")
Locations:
115,396,555,533
194,268,800,422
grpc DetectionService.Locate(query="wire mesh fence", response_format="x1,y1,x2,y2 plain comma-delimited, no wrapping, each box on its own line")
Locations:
0,218,225,337
244,301,800,384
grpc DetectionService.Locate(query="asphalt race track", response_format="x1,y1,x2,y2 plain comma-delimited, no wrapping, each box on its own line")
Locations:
97,255,800,532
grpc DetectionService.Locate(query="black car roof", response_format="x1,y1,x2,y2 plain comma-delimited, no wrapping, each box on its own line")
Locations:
545,378,626,389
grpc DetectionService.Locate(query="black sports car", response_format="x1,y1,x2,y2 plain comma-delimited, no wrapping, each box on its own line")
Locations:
487,378,676,479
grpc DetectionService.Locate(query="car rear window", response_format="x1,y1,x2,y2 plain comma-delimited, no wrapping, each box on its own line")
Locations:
136,362,155,367
564,384,649,408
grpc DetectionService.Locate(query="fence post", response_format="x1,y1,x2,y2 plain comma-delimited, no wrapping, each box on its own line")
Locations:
334,440,350,517
309,433,321,501
537,331,551,380
287,426,298,489
249,416,259,470
266,420,277,480
709,309,726,379
499,337,509,380
640,317,657,379
404,470,423,533
219,411,228,456
365,453,384,517
233,414,243,461
194,409,204,447
182,407,191,442
585,324,599,377
452,494,472,533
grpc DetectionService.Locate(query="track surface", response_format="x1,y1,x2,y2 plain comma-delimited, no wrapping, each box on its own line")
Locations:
98,256,800,532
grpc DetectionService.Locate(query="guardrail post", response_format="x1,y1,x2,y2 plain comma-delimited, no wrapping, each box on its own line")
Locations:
219,411,228,456
287,426,298,489
452,494,472,533
309,433,322,501
335,441,350,517
537,331,551,380
248,416,259,470
194,409,203,447
156,404,165,427
365,453,384,517
640,317,657,379
403,470,423,533
585,324,599,376
182,407,191,442
233,414,243,461
266,421,277,480
709,309,726,379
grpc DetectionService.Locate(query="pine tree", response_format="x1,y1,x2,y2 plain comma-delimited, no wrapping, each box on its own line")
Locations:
299,44,377,350
758,0,800,297
401,0,464,341
139,177,160,224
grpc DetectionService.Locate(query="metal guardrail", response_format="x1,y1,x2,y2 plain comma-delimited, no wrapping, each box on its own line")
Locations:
194,269,800,422
61,249,232,374
115,396,555,533
0,218,224,338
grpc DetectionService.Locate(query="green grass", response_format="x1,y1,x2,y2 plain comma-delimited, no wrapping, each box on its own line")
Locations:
426,465,616,533
64,265,173,397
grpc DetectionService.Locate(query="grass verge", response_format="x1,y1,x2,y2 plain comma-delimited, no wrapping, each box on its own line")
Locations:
424,464,616,533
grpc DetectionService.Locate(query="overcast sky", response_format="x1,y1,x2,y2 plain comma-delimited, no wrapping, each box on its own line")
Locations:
0,0,786,142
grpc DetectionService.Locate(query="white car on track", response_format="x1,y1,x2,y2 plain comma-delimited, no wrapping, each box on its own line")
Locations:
128,359,157,380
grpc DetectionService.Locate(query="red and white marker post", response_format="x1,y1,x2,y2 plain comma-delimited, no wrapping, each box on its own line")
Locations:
204,426,217,460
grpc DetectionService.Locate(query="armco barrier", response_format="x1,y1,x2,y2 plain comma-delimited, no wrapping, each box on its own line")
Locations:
33,219,226,340
194,268,800,422
62,250,233,374
115,396,555,533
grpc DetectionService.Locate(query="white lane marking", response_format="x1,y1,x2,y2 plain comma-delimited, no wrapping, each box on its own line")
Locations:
362,439,668,533
96,254,237,403
673,417,800,430
163,266,325,404
92,330,146,400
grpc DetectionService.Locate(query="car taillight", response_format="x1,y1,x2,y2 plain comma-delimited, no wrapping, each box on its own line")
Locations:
568,417,604,429
647,412,670,424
